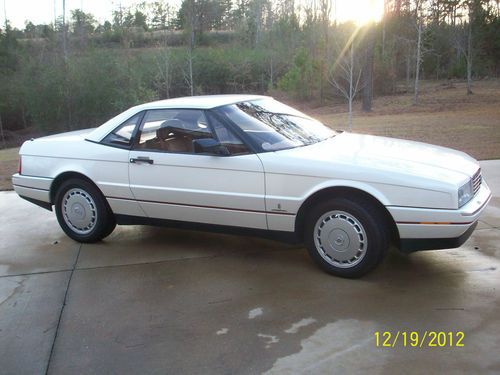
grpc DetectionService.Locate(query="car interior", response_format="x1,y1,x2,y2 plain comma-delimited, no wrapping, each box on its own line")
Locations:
138,111,212,153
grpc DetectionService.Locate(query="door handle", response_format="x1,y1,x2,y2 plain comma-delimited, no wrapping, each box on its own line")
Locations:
130,157,154,164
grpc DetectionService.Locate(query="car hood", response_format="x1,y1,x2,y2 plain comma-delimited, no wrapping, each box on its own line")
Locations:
260,132,480,190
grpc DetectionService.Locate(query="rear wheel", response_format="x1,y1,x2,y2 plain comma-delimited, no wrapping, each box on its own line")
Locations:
304,197,389,278
54,178,116,243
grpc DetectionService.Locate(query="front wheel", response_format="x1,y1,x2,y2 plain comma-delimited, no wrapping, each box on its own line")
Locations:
54,178,116,243
304,197,389,278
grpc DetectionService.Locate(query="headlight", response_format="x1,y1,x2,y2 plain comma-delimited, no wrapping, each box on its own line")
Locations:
458,179,473,207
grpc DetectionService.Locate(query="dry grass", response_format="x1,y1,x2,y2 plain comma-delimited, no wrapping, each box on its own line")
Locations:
0,147,19,191
297,79,500,161
0,80,498,191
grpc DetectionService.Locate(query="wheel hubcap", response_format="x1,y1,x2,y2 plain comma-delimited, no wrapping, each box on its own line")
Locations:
313,210,367,268
62,188,97,235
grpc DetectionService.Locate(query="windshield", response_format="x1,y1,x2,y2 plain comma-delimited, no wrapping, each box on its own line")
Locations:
215,99,336,152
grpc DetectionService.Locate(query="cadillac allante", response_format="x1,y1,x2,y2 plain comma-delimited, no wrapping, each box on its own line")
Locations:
12,95,491,277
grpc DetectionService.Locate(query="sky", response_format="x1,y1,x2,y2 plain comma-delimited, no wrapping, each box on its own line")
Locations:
1,0,144,28
1,0,384,29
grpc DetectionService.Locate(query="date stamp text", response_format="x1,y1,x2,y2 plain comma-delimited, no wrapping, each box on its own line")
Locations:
374,331,464,348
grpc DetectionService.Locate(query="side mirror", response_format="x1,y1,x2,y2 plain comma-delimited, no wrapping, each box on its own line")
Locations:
193,138,230,156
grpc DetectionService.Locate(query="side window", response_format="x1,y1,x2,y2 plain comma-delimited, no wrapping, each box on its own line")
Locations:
102,113,142,147
207,113,250,155
136,109,213,153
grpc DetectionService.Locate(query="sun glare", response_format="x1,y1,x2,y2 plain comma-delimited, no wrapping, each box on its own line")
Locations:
336,0,385,25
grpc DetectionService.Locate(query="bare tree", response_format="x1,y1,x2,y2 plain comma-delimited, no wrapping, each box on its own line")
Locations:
382,0,391,55
153,3,175,98
393,35,414,92
254,0,263,46
62,0,68,61
318,0,331,105
466,3,473,94
185,0,195,96
0,113,5,149
413,0,429,105
328,41,363,131
154,31,173,99
414,20,423,104
454,1,474,95
362,24,375,112
185,45,194,96
60,0,73,130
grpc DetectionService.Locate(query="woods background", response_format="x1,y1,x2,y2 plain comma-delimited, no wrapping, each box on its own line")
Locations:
0,0,499,146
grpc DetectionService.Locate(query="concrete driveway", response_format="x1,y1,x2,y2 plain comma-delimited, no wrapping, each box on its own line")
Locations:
1,161,500,375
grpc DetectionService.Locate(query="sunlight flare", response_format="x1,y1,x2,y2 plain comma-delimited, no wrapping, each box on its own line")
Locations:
336,0,384,24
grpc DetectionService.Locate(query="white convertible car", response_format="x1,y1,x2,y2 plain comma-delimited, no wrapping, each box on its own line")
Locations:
12,95,491,277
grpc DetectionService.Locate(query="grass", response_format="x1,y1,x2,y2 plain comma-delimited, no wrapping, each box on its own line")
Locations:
0,79,499,191
0,147,19,191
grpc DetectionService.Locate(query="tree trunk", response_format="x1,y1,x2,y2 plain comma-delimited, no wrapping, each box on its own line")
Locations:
61,0,71,130
269,56,274,88
319,1,330,105
163,33,171,99
406,52,411,92
66,92,72,130
323,19,328,105
319,59,324,104
348,96,353,132
189,3,195,96
255,0,262,46
362,25,375,112
0,113,6,149
62,0,68,61
382,23,386,55
436,55,440,80
21,107,28,129
466,19,473,95
319,37,327,104
414,22,422,105
348,42,354,131
188,47,194,96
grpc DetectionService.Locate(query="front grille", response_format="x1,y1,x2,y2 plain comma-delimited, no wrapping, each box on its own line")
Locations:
472,168,482,196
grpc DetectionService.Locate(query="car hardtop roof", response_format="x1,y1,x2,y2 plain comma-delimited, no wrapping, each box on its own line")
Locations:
86,94,271,143
141,94,270,110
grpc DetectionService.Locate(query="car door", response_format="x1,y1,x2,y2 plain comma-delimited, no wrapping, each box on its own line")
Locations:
128,108,267,229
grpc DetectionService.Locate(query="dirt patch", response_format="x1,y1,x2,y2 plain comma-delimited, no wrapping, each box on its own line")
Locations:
302,80,500,160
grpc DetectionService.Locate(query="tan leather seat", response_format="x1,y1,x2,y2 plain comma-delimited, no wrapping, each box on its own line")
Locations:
156,125,193,153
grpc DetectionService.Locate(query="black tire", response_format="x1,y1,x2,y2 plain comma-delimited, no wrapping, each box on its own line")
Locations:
101,213,118,238
54,178,116,243
304,197,389,278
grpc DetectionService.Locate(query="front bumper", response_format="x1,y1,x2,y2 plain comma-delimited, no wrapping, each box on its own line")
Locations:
387,182,492,253
399,222,478,253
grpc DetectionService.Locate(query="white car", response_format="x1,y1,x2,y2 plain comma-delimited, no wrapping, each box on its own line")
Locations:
12,95,491,277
